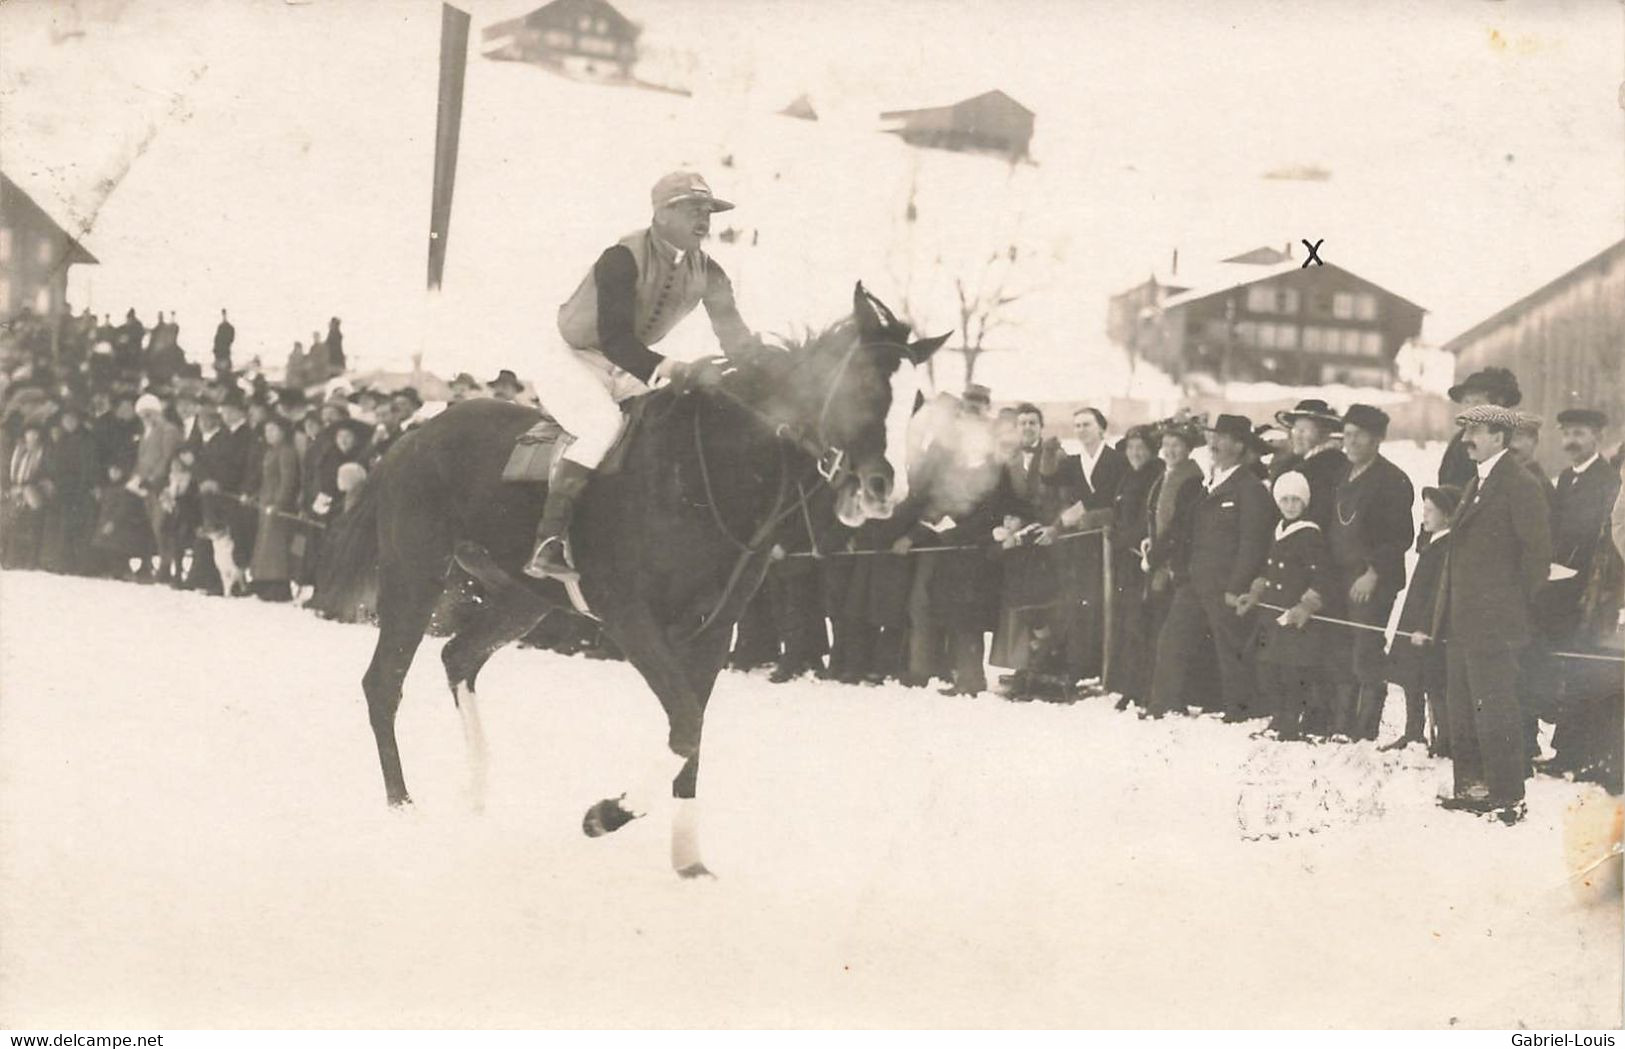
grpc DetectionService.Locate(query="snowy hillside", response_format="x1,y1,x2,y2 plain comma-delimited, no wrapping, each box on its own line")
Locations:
5,1,1622,401
1,570,1618,1028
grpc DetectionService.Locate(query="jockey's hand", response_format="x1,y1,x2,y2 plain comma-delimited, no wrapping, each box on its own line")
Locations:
665,355,734,393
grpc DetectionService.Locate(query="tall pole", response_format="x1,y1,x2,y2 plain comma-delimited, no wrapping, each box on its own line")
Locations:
427,3,471,293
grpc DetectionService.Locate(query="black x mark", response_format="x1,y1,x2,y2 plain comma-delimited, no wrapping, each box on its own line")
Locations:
1301,239,1325,267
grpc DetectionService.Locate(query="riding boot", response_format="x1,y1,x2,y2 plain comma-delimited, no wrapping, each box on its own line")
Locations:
523,459,593,581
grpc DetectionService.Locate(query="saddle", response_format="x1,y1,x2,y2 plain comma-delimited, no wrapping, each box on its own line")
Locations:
500,396,651,483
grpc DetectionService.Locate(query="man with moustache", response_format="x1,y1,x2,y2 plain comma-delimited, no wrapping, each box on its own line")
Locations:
524,171,757,581
1439,367,1521,488
1147,414,1275,720
1535,409,1622,778
1438,404,1551,824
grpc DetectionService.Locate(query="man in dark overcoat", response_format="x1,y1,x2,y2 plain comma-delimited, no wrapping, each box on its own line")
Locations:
1054,406,1127,688
1439,404,1552,824
1326,404,1415,740
1538,409,1621,776
1147,414,1275,719
989,403,1083,697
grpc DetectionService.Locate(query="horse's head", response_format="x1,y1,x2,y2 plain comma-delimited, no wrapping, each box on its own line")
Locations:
777,283,948,526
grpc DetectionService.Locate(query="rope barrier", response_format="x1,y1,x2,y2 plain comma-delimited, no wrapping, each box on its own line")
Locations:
1254,601,1625,665
205,490,328,530
782,524,1109,559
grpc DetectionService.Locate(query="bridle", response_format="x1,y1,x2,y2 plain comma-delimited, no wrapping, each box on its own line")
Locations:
673,333,912,642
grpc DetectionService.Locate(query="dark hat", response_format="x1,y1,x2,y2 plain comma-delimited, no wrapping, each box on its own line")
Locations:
1342,403,1390,437
1448,366,1521,407
1422,484,1463,516
275,386,308,408
218,387,247,410
1274,398,1343,431
450,372,479,390
1205,413,1255,443
1158,419,1206,449
1118,423,1159,453
961,383,992,405
1556,408,1608,430
391,386,422,407
333,418,372,445
488,369,524,392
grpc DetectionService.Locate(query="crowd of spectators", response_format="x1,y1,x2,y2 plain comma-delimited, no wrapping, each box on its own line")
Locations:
4,310,1621,819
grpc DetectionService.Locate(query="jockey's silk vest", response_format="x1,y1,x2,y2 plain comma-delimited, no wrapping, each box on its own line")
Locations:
557,229,714,352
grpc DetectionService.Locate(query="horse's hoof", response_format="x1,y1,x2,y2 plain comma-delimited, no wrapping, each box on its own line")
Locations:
388,794,413,809
675,862,716,880
582,796,639,837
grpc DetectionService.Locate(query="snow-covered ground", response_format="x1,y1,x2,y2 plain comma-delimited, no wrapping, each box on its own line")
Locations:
1,569,1618,1028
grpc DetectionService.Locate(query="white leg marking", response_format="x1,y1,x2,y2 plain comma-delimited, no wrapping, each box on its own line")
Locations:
456,682,488,814
671,797,709,876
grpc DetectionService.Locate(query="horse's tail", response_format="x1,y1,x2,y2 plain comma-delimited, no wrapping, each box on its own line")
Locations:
310,479,382,623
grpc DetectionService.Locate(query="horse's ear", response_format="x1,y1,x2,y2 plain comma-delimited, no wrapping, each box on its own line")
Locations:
906,331,951,365
853,281,900,336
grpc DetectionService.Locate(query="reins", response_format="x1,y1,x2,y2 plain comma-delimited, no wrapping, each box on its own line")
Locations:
672,336,901,643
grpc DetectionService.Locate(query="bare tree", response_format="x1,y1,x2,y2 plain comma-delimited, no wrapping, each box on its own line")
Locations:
951,243,1022,385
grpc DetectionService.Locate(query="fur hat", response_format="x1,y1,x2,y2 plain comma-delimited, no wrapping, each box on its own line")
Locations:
1342,403,1390,437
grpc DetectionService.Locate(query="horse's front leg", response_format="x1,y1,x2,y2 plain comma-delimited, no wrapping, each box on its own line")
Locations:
583,604,726,878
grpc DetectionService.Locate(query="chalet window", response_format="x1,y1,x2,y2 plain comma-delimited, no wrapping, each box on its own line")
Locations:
1361,331,1383,356
1235,321,1256,346
1302,326,1330,351
1246,286,1275,313
596,18,607,33
1279,288,1300,313
33,287,50,314
1276,323,1299,349
1332,292,1354,320
578,15,591,30
1355,293,1377,321
544,29,571,48
36,237,52,266
0,228,10,263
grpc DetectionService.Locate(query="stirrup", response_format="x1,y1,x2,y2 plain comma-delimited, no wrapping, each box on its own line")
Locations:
523,536,576,581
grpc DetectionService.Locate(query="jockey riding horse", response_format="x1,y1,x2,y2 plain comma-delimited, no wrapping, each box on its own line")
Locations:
524,171,757,581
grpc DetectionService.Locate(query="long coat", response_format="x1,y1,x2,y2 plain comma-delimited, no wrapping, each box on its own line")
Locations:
1178,466,1275,598
1296,445,1349,534
1327,454,1415,596
249,440,300,583
40,428,100,574
1250,521,1336,668
1443,452,1552,648
1387,529,1450,693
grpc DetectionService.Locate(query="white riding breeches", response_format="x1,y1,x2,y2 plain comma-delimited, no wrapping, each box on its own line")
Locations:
541,342,651,468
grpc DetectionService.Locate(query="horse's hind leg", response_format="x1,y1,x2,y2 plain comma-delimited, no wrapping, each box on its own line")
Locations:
363,566,443,807
440,585,553,811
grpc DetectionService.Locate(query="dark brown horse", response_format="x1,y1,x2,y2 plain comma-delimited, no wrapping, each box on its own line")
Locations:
320,284,945,876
